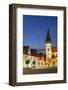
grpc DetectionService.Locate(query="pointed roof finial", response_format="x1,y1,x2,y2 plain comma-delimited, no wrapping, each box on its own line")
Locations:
46,28,51,43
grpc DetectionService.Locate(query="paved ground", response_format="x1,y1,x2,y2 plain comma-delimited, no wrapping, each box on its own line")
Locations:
23,67,57,75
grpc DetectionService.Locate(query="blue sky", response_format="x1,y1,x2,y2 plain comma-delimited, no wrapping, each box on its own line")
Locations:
23,15,57,49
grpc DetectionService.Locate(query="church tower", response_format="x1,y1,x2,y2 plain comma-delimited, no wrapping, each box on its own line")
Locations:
45,28,52,63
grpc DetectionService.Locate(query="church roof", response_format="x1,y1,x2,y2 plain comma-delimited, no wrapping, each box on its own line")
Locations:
46,28,51,43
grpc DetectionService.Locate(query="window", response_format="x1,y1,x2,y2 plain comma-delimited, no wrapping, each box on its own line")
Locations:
52,54,55,59
41,62,43,65
47,48,50,51
38,62,40,65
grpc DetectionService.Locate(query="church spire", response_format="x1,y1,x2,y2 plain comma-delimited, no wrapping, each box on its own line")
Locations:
46,28,51,43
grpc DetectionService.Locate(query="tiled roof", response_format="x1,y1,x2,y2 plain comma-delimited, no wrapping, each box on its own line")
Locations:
37,53,46,61
31,49,37,56
23,46,29,54
52,47,57,52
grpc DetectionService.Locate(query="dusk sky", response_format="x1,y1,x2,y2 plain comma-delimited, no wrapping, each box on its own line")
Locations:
23,15,57,49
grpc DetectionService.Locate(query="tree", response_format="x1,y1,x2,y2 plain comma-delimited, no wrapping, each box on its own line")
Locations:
32,60,36,69
32,60,36,65
25,59,30,68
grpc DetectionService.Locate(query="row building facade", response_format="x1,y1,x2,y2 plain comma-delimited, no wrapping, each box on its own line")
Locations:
23,29,57,69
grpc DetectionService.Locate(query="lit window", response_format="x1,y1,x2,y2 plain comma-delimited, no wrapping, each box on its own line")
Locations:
38,62,40,65
41,62,43,65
